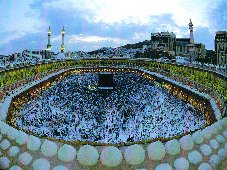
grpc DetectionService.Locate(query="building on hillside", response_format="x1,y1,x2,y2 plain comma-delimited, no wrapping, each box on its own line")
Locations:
150,32,176,54
22,49,54,61
215,31,227,65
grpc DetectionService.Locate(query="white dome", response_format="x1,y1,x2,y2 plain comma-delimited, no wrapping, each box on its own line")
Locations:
100,146,123,167
202,127,212,139
16,131,28,145
155,163,173,170
192,130,204,144
215,134,225,143
124,144,145,165
27,135,41,151
18,152,32,165
179,135,194,151
209,139,219,149
217,148,226,160
223,131,227,138
58,144,76,162
147,141,166,161
9,165,22,170
0,157,10,169
213,121,223,130
77,145,99,166
165,139,180,155
188,150,202,165
173,157,189,170
8,146,19,157
41,140,58,157
200,144,212,156
53,165,68,170
7,127,18,140
0,123,10,135
198,163,212,170
209,155,220,167
0,139,11,150
32,158,50,170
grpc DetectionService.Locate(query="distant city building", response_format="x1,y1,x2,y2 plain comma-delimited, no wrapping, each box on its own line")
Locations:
150,20,198,61
176,56,190,64
206,50,216,64
0,55,8,65
22,49,54,61
215,31,227,65
65,51,73,57
150,32,176,53
194,43,206,59
23,49,44,60
175,38,190,56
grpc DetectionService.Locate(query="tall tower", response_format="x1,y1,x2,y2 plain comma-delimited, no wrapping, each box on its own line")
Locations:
188,18,195,62
61,26,65,53
46,26,51,51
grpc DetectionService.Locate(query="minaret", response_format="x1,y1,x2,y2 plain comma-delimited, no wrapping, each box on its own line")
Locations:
46,26,51,51
189,18,194,44
61,26,65,53
188,18,195,62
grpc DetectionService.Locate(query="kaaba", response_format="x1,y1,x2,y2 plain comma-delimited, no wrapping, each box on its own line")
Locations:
98,72,114,90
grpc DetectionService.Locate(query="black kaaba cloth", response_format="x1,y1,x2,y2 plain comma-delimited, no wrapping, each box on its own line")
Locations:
98,72,114,90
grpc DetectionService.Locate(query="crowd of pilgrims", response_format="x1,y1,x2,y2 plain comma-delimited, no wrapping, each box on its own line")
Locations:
16,72,206,144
